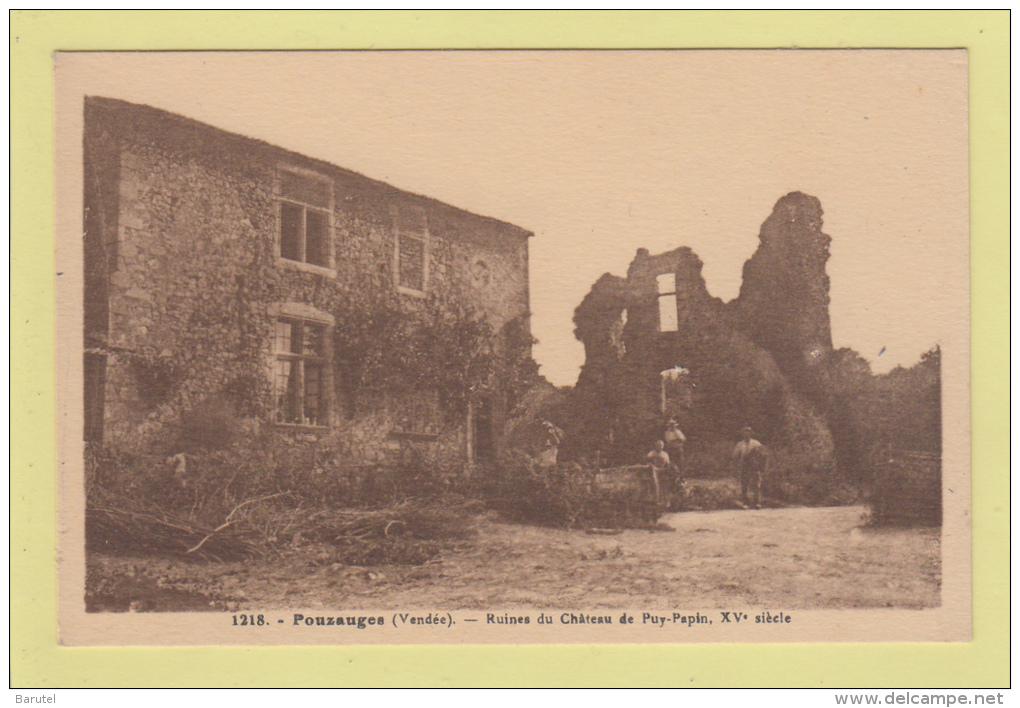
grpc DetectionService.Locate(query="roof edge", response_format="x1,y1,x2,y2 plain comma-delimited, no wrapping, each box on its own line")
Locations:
85,96,534,239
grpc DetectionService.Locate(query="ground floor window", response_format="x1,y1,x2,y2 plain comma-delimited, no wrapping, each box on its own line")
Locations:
273,317,329,426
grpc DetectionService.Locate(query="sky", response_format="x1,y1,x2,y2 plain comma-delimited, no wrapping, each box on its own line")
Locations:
57,50,969,386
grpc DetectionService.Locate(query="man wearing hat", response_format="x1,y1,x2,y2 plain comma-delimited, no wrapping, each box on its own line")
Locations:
733,426,766,509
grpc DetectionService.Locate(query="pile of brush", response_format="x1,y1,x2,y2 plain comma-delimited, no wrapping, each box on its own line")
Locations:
86,488,288,562
298,501,475,544
87,487,479,565
286,501,476,566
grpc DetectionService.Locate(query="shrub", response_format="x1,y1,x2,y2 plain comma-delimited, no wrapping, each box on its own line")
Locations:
177,397,243,452
127,350,183,406
678,479,744,511
766,449,847,506
85,434,479,564
866,451,941,526
476,452,660,529
680,436,735,479
84,441,134,499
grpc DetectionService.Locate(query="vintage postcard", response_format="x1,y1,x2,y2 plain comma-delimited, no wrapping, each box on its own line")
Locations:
54,49,970,647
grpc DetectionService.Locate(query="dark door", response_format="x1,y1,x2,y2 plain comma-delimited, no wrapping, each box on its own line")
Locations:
473,396,495,463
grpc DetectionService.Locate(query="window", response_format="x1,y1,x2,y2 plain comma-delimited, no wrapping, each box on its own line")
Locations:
273,317,329,426
278,169,332,269
393,204,428,294
657,273,678,332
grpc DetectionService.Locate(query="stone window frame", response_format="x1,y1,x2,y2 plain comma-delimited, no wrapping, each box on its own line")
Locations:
390,203,430,298
275,166,337,277
656,272,679,333
268,303,335,430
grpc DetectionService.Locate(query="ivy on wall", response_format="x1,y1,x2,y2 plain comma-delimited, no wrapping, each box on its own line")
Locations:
331,293,496,419
126,349,184,407
499,315,540,415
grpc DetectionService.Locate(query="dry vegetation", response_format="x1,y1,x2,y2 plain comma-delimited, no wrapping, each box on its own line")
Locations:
84,431,940,613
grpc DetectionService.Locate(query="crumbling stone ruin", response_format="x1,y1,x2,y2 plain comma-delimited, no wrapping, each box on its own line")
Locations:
568,192,904,497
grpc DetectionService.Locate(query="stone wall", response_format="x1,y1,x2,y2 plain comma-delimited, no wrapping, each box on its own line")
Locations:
568,196,838,474
732,191,833,388
83,97,531,470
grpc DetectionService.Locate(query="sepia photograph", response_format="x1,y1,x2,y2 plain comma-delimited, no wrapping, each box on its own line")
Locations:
54,48,970,645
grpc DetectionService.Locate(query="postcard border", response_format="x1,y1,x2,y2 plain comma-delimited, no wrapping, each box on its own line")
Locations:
11,9,1009,687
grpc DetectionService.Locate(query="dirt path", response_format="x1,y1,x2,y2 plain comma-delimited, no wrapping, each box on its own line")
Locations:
88,505,940,612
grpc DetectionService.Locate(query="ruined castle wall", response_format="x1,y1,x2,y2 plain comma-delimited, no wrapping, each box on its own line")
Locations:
734,191,834,384
570,235,835,470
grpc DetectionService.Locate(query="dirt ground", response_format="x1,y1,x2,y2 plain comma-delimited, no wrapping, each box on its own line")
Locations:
86,504,940,612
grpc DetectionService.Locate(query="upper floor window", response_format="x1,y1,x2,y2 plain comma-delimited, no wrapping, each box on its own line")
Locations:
392,204,429,295
657,273,678,332
278,169,332,269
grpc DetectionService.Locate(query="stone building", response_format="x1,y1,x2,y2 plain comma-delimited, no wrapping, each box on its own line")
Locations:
83,97,532,470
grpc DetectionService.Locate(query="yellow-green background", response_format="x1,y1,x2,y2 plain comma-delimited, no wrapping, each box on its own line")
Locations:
11,10,1009,687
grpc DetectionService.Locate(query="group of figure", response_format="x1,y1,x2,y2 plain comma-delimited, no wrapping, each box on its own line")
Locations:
645,420,767,510
644,418,688,510
537,416,767,510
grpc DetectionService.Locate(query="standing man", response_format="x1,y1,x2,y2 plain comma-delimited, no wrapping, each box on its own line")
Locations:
663,418,686,478
537,420,564,469
733,426,766,509
645,439,671,507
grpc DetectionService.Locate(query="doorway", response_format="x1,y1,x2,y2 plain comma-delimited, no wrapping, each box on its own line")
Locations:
472,396,495,464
